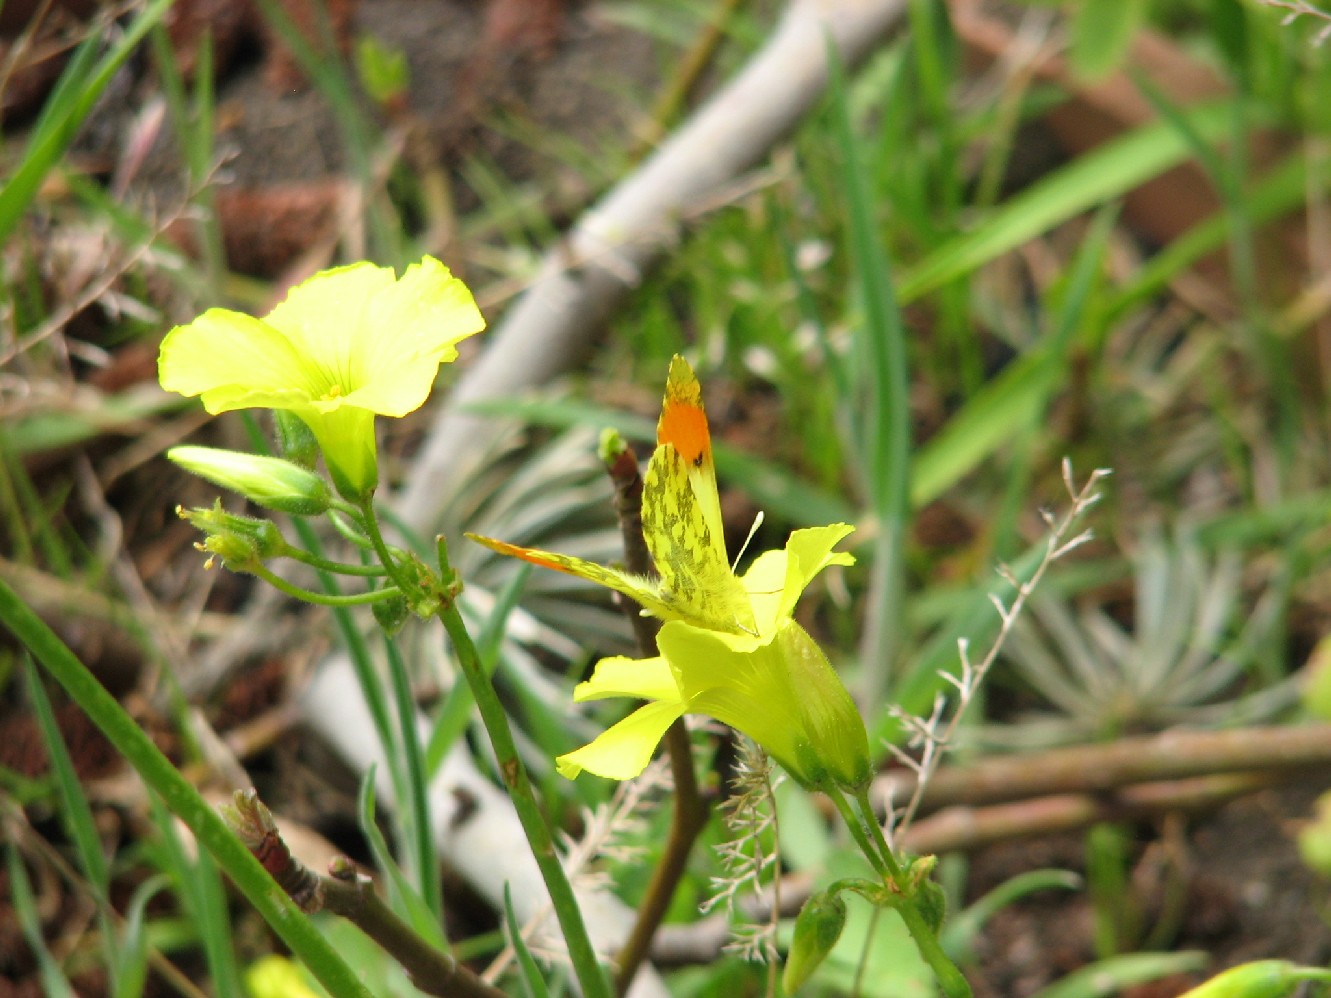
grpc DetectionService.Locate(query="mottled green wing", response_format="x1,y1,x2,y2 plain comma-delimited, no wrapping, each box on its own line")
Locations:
641,443,753,634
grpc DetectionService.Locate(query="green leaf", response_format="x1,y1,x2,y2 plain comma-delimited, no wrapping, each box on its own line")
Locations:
1031,952,1208,998
1069,0,1148,80
898,102,1240,304
503,882,552,998
0,579,374,998
356,768,447,950
6,844,77,998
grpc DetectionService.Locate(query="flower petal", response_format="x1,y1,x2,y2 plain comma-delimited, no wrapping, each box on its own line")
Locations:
259,258,483,418
657,619,869,792
555,699,685,780
158,309,320,413
262,262,394,397
573,655,679,703
742,523,856,631
297,406,378,499
656,622,801,769
344,257,486,417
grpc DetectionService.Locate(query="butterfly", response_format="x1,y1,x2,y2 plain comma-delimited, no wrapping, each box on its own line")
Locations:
468,355,756,635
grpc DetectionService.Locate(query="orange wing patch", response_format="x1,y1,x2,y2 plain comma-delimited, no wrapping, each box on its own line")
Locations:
641,356,754,634
466,533,674,620
658,356,711,466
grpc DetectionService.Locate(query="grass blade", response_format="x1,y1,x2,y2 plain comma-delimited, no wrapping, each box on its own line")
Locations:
827,42,911,710
898,101,1239,303
0,0,177,244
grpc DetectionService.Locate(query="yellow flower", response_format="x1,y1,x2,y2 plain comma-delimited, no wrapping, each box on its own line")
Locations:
470,357,856,638
557,617,870,794
159,257,484,499
473,357,870,792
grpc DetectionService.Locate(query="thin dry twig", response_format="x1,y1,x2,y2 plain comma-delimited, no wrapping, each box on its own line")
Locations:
879,722,1331,814
1260,0,1331,43
224,790,508,998
888,461,1112,839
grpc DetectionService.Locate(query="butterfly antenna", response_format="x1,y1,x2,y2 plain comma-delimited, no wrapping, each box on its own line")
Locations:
731,510,765,573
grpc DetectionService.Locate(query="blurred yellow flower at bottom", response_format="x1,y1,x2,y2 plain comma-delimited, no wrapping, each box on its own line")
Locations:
245,955,323,998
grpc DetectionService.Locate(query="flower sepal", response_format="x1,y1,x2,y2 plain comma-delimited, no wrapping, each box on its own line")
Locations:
782,889,848,994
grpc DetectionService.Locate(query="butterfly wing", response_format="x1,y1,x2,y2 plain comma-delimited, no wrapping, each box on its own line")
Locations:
642,357,753,633
466,534,673,619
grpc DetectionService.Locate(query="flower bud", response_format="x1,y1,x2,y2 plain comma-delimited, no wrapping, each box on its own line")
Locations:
178,502,288,570
783,890,847,994
915,876,947,936
169,446,331,515
1177,961,1312,997
372,589,410,636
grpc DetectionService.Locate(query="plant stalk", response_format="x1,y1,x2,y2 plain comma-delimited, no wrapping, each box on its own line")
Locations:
434,539,612,998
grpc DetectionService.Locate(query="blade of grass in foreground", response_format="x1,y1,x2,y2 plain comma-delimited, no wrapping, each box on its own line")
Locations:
0,578,374,998
828,42,911,712
897,101,1239,303
24,658,129,989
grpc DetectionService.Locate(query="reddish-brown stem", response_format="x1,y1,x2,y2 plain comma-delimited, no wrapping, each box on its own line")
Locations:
600,437,711,994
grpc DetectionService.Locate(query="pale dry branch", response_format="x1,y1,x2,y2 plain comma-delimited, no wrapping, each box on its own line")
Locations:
395,0,910,537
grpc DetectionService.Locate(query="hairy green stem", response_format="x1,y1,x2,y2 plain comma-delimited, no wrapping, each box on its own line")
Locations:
854,789,904,882
327,509,375,548
248,562,398,606
601,437,709,994
434,539,612,998
827,788,971,997
827,786,889,879
357,496,416,596
284,545,387,576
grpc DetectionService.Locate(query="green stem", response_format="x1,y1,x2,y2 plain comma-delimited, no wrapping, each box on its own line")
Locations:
434,539,612,998
0,579,374,998
383,636,443,922
358,495,416,596
247,562,399,606
327,509,374,548
854,789,904,882
894,901,972,998
827,786,889,880
284,546,388,576
830,788,971,998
